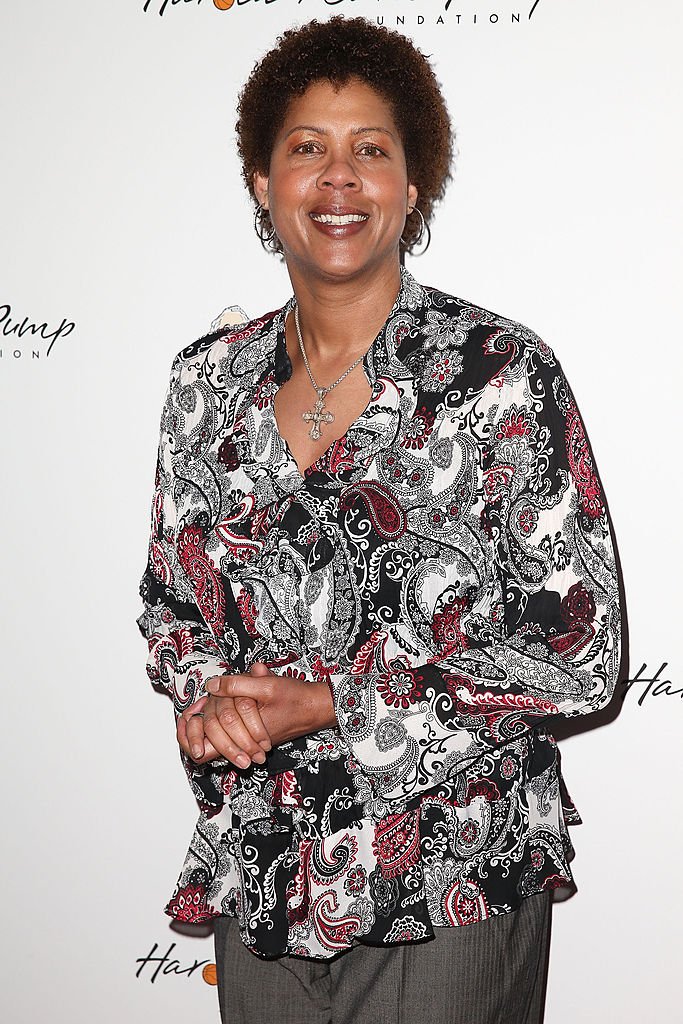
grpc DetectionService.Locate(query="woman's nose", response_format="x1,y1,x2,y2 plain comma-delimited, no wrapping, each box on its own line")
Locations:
316,151,361,191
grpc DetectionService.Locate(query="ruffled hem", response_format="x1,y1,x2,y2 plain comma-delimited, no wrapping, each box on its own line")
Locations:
165,738,577,959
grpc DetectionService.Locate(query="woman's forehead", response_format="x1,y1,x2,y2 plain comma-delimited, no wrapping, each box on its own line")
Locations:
279,78,398,136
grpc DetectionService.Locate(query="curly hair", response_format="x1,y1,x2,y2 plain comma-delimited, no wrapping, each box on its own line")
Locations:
236,17,454,255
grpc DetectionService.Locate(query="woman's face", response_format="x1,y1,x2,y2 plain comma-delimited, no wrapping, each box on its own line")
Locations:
254,78,418,285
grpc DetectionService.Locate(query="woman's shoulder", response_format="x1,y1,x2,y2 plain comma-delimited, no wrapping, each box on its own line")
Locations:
422,281,550,351
404,276,564,392
167,302,288,389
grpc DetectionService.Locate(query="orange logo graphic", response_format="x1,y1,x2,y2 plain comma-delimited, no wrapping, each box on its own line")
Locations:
202,963,218,986
214,0,235,9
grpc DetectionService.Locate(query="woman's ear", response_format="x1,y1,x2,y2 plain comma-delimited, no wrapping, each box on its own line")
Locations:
253,170,269,210
407,183,418,212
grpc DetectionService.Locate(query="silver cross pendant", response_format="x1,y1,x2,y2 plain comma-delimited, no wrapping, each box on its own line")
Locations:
302,393,335,441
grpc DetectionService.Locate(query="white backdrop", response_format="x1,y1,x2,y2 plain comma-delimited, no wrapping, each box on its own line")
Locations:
1,1,681,1021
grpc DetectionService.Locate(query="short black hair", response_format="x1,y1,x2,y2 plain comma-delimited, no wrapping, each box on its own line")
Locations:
236,17,454,255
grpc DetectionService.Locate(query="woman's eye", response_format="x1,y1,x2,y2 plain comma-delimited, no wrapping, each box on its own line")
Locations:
358,144,385,157
293,142,320,155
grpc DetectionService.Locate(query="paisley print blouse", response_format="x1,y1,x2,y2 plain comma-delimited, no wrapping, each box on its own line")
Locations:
137,267,621,959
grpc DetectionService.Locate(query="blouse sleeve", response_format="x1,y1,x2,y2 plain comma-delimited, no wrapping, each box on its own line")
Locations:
328,345,622,804
136,356,231,810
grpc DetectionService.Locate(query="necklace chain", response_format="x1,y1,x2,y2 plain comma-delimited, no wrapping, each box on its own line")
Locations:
294,304,367,399
293,304,369,442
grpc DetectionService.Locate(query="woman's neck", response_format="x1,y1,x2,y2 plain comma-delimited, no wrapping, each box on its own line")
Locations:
287,261,402,364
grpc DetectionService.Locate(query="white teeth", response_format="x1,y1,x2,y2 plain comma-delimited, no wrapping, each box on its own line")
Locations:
311,213,368,225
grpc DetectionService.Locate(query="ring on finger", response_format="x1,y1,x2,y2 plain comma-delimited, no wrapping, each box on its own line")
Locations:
189,711,205,719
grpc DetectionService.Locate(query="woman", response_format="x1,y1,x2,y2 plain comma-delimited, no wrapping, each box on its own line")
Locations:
137,17,621,1024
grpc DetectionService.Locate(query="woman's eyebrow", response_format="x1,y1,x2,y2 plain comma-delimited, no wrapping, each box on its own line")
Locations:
283,125,396,140
284,124,325,138
352,126,396,139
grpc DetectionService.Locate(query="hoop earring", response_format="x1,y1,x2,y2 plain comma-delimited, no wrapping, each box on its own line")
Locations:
401,206,431,256
253,205,279,253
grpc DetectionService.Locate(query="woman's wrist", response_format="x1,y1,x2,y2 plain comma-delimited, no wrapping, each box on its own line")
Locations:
307,680,337,733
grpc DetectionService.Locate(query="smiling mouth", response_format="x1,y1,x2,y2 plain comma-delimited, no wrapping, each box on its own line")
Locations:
310,213,369,225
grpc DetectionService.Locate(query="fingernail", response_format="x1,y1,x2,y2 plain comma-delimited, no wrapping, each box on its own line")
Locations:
192,746,203,759
259,741,271,752
206,679,219,694
253,751,266,765
235,754,250,769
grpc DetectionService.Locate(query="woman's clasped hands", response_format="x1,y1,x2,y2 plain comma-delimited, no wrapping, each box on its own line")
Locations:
177,662,337,770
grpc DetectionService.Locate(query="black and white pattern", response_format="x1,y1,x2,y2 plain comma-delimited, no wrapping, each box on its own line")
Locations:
138,267,621,959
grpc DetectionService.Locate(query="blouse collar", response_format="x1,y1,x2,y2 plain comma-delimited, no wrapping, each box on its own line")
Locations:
270,265,428,387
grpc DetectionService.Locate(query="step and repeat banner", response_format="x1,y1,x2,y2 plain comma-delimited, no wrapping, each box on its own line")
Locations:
1,1,681,1021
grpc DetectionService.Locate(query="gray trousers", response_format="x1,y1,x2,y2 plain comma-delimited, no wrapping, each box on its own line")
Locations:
213,891,552,1024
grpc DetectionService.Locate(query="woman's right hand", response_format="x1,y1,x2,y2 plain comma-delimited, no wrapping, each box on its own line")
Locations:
178,678,272,768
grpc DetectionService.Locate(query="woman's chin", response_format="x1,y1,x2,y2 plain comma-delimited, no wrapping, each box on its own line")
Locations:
286,243,400,284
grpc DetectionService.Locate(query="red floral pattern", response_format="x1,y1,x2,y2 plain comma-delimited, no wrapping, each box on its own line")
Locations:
236,588,259,637
166,884,214,923
465,779,502,805
373,811,421,879
431,594,470,656
377,667,424,709
177,524,225,635
566,401,604,520
561,583,597,625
